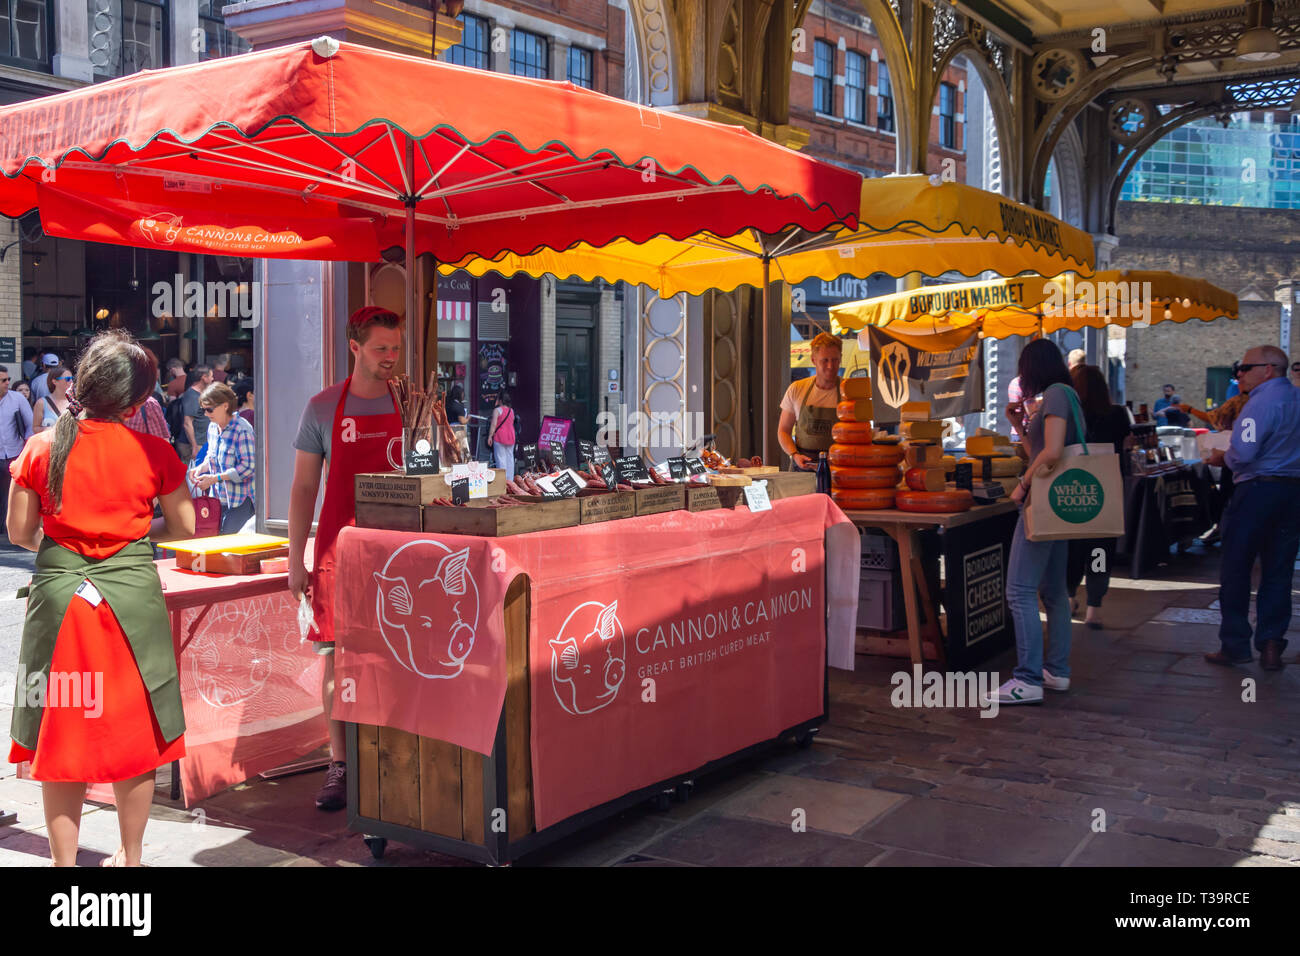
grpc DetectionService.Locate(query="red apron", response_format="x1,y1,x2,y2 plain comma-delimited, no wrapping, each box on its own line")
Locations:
311,376,403,644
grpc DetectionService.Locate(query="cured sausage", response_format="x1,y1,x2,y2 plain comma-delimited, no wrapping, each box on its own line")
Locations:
894,489,974,513
830,465,901,489
831,421,876,444
828,442,904,468
831,488,896,510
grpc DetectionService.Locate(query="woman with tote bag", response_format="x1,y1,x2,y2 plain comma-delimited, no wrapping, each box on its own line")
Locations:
986,339,1083,706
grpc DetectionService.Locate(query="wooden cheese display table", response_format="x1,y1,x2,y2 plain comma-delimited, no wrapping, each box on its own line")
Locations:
844,499,1019,668
332,494,858,864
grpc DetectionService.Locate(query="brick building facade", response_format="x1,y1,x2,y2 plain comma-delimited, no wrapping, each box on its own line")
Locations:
1113,199,1300,410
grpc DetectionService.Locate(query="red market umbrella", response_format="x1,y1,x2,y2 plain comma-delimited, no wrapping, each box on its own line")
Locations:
0,38,860,331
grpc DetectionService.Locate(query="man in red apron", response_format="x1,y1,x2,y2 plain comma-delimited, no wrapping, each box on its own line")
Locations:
288,307,403,810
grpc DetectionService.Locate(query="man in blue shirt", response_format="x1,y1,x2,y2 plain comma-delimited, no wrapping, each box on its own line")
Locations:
1205,345,1300,671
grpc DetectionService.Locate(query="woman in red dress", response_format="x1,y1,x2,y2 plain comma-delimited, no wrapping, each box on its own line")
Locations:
7,331,194,867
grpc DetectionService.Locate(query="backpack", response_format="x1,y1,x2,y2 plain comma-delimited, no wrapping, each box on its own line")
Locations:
165,397,189,447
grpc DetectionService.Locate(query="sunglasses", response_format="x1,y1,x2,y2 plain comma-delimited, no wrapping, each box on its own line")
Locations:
200,406,214,414
1233,362,1281,375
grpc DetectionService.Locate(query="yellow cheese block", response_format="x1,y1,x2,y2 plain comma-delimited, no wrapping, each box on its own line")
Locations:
903,442,943,468
839,376,872,400
966,434,1013,457
900,420,944,441
165,532,291,555
958,455,1024,478
900,401,932,422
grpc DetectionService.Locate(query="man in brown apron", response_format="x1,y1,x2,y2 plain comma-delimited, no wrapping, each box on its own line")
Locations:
779,332,843,471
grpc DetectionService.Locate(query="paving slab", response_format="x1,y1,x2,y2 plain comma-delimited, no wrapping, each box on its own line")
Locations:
856,798,1084,866
638,815,887,867
718,775,907,835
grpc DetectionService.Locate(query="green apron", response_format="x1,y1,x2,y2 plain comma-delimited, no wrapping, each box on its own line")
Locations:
10,537,183,751
793,378,840,469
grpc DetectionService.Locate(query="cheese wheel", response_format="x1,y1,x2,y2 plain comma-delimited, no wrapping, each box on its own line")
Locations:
895,489,974,513
904,467,947,492
840,377,872,400
958,455,1024,478
828,442,905,468
835,399,873,423
832,488,896,511
831,465,900,489
831,421,876,444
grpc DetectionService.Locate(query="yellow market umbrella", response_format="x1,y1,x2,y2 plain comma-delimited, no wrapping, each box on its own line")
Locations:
830,270,1238,340
443,175,1096,297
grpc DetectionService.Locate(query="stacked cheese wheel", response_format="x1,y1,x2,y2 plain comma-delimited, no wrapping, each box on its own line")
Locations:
828,378,901,510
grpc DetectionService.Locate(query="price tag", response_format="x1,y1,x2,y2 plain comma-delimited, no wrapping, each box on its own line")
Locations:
601,461,619,491
615,455,651,484
452,463,490,499
743,480,772,512
545,439,567,470
954,462,974,492
550,471,582,498
519,443,538,473
578,439,595,465
666,457,688,481
685,456,707,475
404,437,439,476
592,444,612,466
450,476,470,505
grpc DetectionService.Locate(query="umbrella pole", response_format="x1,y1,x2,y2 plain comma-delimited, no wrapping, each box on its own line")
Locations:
762,255,771,464
404,137,419,383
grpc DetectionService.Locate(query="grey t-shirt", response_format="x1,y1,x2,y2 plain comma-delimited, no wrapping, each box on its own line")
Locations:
180,388,203,443
294,381,398,462
1024,383,1082,460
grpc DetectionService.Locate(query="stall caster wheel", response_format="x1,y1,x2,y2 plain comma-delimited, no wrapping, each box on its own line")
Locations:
674,781,694,803
364,836,387,859
652,790,674,812
795,729,818,750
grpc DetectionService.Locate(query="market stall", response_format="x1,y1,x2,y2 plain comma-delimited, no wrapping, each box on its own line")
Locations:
19,558,327,807
1120,464,1215,579
332,492,859,864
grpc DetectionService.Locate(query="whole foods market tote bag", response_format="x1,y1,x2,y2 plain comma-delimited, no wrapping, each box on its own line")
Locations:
1025,385,1124,541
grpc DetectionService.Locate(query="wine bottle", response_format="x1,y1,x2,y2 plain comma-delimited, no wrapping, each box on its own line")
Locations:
816,451,831,494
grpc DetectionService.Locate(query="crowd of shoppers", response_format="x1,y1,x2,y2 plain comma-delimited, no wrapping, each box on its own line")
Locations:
3,347,257,539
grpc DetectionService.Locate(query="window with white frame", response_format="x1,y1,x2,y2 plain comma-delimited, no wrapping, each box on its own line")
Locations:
0,0,49,69
198,0,249,60
567,46,593,88
845,50,866,124
939,82,958,148
445,13,490,70
814,40,834,115
877,60,895,133
88,0,168,79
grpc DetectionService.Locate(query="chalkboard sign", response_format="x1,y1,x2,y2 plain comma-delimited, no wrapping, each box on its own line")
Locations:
450,476,470,505
404,436,440,476
615,455,650,484
519,443,538,473
685,456,707,475
578,439,595,465
954,462,974,492
0,337,15,363
667,457,688,481
544,439,566,470
592,444,612,466
601,461,618,491
551,470,581,498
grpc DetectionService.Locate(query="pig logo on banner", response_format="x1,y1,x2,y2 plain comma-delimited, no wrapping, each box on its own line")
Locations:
188,601,273,708
136,212,184,245
876,341,911,408
373,540,480,679
549,600,626,715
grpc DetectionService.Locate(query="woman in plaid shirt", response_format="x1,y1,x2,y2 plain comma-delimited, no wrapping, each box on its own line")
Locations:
188,382,256,534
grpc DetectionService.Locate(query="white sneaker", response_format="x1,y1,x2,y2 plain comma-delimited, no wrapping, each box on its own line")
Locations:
983,677,1043,706
1042,669,1071,692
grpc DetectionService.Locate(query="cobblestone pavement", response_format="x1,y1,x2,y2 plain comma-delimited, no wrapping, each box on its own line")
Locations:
1,542,1297,866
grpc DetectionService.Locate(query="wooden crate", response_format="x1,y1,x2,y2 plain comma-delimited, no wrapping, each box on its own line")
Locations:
356,502,423,533
175,546,288,575
685,485,722,512
765,472,816,500
355,470,507,506
577,490,636,525
633,484,686,516
355,576,533,844
421,497,580,537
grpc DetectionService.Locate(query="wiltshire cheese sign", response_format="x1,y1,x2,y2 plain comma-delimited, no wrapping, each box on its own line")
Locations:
865,324,983,422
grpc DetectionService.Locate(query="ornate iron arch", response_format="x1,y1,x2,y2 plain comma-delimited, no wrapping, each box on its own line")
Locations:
933,35,1018,195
